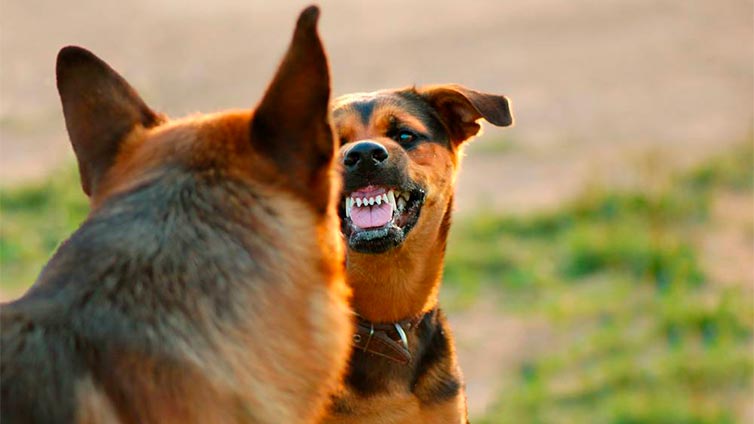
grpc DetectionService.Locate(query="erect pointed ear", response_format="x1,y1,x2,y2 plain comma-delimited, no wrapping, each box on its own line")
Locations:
250,6,335,200
418,84,513,145
56,46,164,196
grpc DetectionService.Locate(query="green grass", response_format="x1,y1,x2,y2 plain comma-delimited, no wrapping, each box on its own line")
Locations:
1,142,752,422
0,167,88,295
443,142,753,423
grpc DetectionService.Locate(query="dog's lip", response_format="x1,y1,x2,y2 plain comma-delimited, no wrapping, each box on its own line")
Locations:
347,185,387,198
344,185,405,200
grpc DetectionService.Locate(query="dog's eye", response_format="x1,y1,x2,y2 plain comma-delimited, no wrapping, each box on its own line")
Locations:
394,130,417,144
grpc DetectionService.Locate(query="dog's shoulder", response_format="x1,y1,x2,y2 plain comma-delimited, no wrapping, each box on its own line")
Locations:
412,310,464,406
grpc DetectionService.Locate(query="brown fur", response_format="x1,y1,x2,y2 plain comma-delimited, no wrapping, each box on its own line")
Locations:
323,85,513,423
1,7,351,424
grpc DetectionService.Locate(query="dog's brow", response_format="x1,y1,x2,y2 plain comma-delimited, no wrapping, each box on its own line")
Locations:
374,106,429,135
395,114,429,134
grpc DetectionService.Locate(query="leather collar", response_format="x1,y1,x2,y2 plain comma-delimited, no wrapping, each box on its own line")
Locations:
352,311,430,365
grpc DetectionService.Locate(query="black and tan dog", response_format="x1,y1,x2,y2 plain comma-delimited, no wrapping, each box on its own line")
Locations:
1,7,351,424
324,85,513,423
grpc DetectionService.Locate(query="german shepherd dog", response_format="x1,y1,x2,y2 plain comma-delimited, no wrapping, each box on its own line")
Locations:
324,85,513,423
0,6,351,423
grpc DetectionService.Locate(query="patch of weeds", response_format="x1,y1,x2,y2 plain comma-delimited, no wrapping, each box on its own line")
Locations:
0,166,88,295
683,141,753,192
442,143,753,422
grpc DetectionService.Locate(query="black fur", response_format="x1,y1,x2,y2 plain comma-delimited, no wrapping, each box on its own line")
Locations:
339,309,462,404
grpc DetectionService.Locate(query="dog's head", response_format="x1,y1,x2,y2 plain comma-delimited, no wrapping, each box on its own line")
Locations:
334,85,513,254
57,7,338,225
35,8,350,420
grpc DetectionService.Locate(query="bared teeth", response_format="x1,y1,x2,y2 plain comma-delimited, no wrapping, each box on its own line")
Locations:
346,190,403,218
345,198,352,217
387,190,396,209
397,196,407,211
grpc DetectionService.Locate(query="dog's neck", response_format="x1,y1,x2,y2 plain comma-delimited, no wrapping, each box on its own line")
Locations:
32,177,287,307
345,200,453,323
330,308,465,415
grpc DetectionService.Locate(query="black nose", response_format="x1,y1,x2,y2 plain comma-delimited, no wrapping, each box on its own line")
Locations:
343,141,389,171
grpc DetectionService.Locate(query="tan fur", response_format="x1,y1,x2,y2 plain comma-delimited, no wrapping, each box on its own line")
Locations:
2,7,351,424
88,118,351,424
76,378,120,424
336,113,456,322
325,85,512,423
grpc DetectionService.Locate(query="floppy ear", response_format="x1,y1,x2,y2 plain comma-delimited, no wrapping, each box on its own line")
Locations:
418,84,513,144
56,46,163,196
250,6,334,201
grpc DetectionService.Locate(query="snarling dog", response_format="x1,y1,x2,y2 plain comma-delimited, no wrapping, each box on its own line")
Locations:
324,85,513,423
0,6,351,424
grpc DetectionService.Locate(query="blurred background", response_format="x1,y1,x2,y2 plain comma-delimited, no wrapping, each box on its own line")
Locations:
1,0,752,422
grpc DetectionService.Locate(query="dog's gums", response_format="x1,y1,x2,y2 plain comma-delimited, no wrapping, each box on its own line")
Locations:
339,184,425,253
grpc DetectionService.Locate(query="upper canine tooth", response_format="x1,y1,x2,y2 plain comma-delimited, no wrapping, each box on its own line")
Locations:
387,190,396,209
376,196,382,205
401,192,411,201
345,198,352,217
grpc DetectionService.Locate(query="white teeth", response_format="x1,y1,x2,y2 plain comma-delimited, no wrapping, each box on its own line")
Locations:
394,190,410,201
387,190,396,209
348,190,399,213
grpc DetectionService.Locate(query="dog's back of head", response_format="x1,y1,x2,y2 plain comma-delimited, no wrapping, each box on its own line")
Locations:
2,6,350,424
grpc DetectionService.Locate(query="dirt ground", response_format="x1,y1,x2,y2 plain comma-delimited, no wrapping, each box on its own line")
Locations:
2,0,752,419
